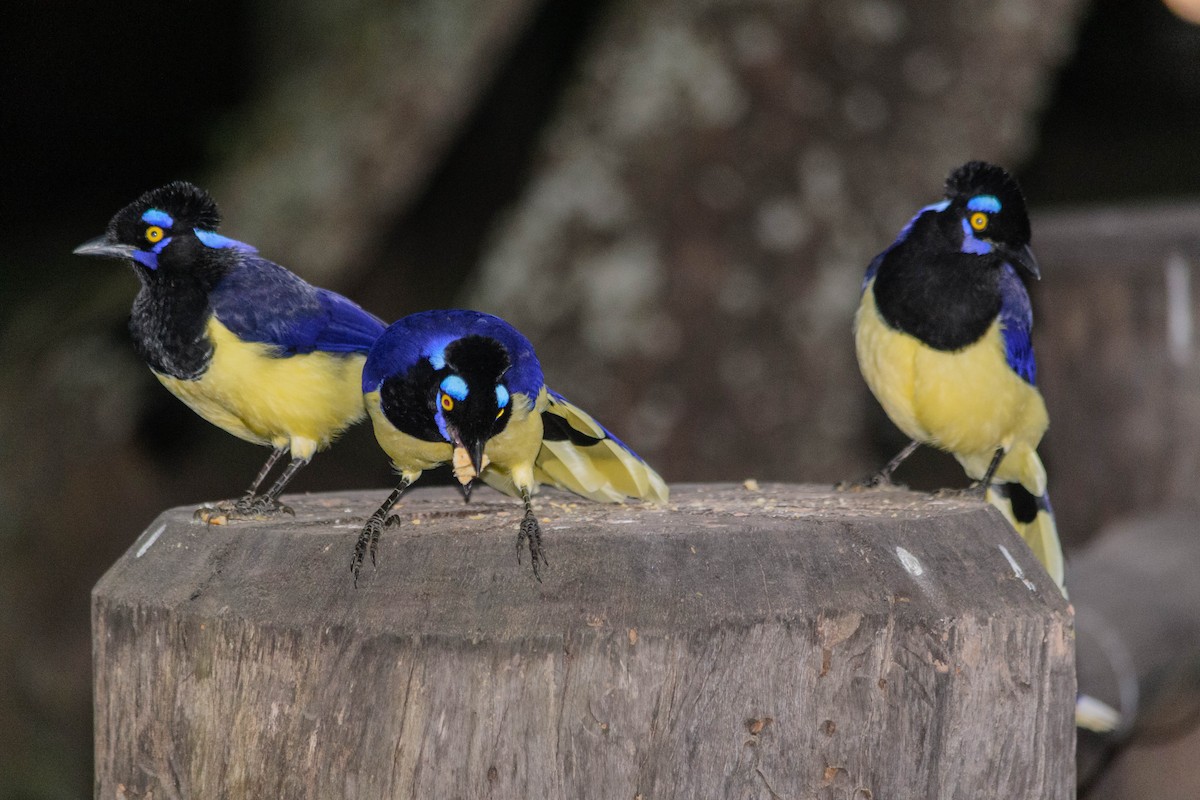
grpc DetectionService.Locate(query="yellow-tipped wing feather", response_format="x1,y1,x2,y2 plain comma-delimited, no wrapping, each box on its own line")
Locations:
481,392,668,504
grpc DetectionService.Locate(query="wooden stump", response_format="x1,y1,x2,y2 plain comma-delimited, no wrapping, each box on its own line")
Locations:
93,483,1074,798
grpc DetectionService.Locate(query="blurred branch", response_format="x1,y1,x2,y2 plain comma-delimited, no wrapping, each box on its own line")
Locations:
1071,510,1200,796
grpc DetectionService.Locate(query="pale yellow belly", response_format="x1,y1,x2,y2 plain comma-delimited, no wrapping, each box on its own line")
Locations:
156,318,369,460
854,284,1048,482
365,388,545,490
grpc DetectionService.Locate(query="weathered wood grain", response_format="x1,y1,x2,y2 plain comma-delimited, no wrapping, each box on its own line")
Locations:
94,483,1073,798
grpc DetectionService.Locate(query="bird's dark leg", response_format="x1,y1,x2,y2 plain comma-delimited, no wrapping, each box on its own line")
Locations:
872,440,921,485
232,446,287,511
841,439,920,489
195,447,295,523
241,456,310,516
515,488,548,582
249,446,287,497
352,478,411,587
974,448,1006,496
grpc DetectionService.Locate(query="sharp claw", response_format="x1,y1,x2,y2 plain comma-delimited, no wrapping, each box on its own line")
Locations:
516,512,546,581
352,511,393,586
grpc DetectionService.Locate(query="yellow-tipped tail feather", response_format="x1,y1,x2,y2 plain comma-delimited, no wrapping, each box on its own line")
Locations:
1075,694,1122,734
985,482,1064,593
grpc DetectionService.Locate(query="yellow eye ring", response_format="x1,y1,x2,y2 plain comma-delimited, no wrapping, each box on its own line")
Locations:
145,225,165,243
969,212,988,232
440,394,454,412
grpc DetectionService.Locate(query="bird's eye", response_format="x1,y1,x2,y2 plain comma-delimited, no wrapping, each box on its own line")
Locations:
145,225,165,243
440,393,454,412
969,212,988,232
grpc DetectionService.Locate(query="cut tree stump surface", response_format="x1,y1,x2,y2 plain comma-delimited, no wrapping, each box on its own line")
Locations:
94,483,1073,799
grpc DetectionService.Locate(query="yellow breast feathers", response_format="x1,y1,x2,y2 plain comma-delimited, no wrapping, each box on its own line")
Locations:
854,281,1048,484
155,318,368,460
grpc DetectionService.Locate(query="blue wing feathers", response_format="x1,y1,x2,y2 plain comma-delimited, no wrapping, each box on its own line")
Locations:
997,264,1036,384
210,256,385,356
313,289,387,353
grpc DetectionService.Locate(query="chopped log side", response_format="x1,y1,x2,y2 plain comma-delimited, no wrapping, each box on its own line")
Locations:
93,483,1074,799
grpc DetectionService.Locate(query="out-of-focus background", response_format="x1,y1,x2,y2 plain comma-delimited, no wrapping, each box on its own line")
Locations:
3,0,1200,796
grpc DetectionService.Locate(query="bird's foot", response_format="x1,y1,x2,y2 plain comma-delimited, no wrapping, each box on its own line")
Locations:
515,512,548,582
351,511,397,586
193,495,293,525
234,494,295,517
835,472,901,492
933,484,988,500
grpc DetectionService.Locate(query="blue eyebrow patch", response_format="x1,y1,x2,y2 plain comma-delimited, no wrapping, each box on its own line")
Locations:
195,229,257,252
141,208,174,227
967,195,1001,213
496,384,510,409
440,375,468,401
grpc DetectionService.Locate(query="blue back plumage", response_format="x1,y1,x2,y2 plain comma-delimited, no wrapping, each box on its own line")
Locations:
998,263,1036,384
209,255,385,355
363,310,545,397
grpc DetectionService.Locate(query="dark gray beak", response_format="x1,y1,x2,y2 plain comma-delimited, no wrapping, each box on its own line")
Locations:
462,440,487,501
73,236,135,260
1003,242,1041,280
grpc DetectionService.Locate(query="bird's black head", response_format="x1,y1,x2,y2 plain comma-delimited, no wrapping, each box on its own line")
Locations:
73,181,253,278
941,161,1039,279
432,335,514,492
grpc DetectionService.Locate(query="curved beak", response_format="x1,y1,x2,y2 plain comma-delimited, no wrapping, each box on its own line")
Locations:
1002,242,1041,280
74,236,135,261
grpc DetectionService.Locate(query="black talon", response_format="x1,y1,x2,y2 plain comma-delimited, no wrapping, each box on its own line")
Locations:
352,514,383,587
516,488,548,582
352,480,411,587
369,517,383,567
515,515,544,582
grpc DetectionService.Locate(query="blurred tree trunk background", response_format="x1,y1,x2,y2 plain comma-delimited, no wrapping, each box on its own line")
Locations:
10,0,1200,796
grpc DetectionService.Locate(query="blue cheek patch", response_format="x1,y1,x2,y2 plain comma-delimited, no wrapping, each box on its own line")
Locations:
496,384,509,409
195,229,258,253
132,250,159,270
132,237,171,270
141,208,175,227
960,219,993,255
440,375,468,401
967,194,1001,213
433,408,452,442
